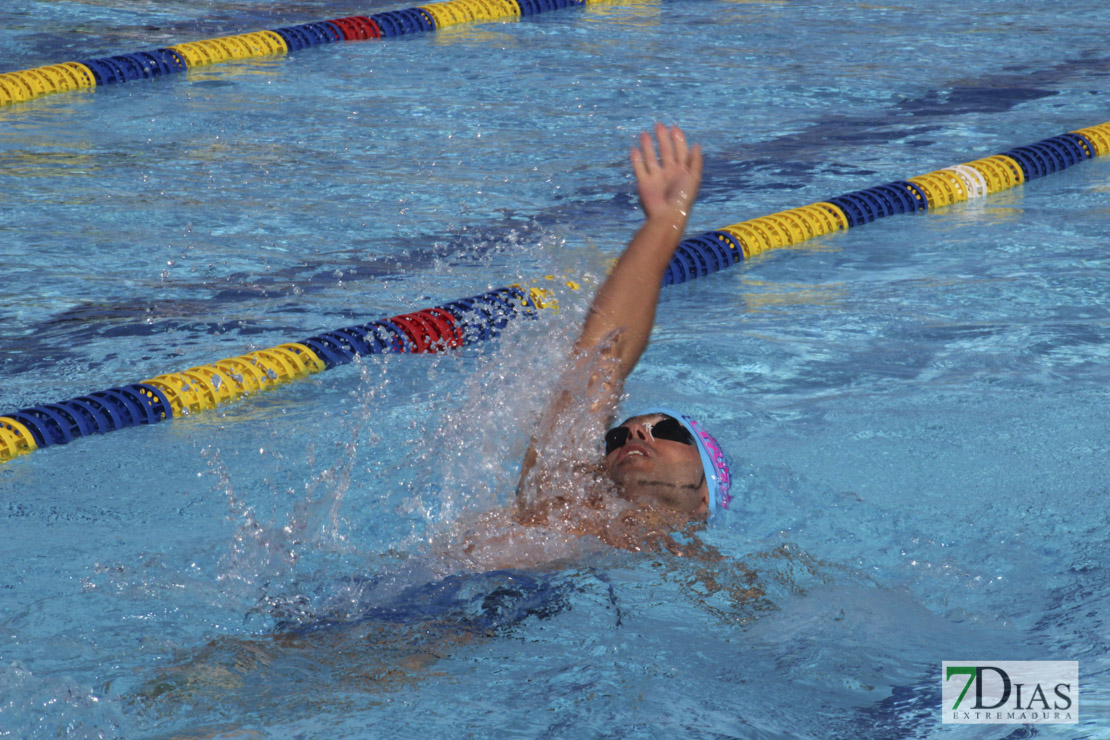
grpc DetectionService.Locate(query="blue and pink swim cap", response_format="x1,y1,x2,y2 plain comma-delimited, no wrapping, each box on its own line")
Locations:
631,407,732,515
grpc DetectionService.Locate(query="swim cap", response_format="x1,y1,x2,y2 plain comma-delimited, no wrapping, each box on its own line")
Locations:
629,407,732,515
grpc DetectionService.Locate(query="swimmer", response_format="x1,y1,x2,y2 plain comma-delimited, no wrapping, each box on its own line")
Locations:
521,123,728,512
136,127,777,723
459,124,731,567
139,128,760,712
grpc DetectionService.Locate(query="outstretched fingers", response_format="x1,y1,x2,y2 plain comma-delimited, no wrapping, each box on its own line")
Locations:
687,139,704,180
630,122,703,220
654,122,675,167
670,125,688,165
638,124,698,171
631,129,657,175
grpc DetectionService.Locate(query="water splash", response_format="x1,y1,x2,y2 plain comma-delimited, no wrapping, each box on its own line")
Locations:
0,661,125,740
162,223,619,623
397,281,621,566
206,372,380,608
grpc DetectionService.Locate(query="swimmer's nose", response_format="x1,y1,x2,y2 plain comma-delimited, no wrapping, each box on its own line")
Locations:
629,422,652,441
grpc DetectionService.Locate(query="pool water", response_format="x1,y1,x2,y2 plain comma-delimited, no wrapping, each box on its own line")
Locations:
2,0,1109,737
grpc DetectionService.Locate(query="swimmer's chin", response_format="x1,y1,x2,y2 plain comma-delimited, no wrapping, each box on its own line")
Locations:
613,488,704,523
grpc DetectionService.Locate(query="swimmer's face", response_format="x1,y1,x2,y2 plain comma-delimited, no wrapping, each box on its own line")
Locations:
603,414,708,519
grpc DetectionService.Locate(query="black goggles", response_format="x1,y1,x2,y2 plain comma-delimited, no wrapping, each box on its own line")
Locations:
604,415,695,456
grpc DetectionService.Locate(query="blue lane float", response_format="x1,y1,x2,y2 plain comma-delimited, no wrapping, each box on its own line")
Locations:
0,0,597,106
4,120,1108,462
2,8,1110,462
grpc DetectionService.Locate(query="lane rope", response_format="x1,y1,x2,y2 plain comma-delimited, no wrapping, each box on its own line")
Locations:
3,121,1107,462
0,0,599,108
3,5,1108,461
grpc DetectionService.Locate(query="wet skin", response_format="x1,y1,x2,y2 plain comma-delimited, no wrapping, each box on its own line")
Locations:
604,414,708,518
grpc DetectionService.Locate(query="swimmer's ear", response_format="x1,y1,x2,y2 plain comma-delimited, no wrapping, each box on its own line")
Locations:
696,474,709,516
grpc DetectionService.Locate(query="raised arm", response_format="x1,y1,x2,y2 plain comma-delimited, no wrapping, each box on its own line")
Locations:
573,123,703,382
515,124,703,504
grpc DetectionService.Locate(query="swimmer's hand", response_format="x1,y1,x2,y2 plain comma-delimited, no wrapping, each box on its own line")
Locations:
630,123,703,223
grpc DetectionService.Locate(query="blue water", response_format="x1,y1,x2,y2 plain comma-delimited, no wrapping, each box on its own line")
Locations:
2,0,1109,737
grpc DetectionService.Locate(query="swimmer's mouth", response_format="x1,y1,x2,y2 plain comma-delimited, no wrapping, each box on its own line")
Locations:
618,444,651,463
